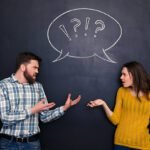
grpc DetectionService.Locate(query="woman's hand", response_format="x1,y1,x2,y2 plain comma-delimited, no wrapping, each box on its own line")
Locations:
87,99,105,107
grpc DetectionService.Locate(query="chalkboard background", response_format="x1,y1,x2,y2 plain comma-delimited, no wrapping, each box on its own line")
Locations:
0,0,150,150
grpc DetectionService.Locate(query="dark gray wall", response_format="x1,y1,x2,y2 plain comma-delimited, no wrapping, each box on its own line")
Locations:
0,0,150,150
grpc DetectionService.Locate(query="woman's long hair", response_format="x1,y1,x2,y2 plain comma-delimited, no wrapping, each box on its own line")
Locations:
123,61,150,100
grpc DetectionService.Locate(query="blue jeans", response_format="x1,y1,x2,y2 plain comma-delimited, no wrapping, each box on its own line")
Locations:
0,137,41,150
113,145,138,150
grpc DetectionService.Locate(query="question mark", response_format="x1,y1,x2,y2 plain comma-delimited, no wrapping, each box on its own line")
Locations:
94,20,105,38
70,18,81,38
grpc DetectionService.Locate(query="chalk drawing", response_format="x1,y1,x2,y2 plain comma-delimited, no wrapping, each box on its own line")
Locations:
94,20,105,38
84,17,90,37
59,25,72,41
47,8,122,63
70,18,81,38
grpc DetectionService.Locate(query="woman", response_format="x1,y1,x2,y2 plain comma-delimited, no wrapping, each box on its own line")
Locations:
87,61,150,150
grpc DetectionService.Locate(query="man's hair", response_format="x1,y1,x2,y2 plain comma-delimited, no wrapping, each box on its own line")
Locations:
123,61,150,100
15,52,42,71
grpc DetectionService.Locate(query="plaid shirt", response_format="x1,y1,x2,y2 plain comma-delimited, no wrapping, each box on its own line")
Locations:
0,74,64,137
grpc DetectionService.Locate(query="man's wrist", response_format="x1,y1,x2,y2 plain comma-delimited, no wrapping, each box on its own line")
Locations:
61,106,67,112
31,107,37,114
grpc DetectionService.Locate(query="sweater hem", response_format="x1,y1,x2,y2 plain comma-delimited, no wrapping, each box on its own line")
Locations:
115,142,150,150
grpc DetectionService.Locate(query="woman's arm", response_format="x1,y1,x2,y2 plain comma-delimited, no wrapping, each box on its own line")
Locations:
87,99,112,117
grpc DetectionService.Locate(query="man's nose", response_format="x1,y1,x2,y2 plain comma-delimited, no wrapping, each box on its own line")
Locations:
36,69,39,74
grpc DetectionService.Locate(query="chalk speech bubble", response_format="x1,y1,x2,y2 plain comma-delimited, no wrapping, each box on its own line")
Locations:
47,8,122,63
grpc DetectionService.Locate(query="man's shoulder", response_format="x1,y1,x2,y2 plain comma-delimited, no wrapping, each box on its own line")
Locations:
0,76,12,84
0,76,13,90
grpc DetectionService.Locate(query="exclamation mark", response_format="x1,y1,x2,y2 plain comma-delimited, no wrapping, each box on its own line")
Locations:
59,24,72,41
84,17,90,36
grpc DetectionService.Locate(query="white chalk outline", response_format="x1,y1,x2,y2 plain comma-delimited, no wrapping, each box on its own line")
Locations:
47,8,122,63
70,18,81,38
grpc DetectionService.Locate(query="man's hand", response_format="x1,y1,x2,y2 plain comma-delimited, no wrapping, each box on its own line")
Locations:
62,93,81,111
31,99,56,114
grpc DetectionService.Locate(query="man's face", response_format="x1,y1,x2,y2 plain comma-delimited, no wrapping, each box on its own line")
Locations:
23,60,39,84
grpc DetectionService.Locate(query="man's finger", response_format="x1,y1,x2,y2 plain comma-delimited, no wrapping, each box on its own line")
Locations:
67,93,71,99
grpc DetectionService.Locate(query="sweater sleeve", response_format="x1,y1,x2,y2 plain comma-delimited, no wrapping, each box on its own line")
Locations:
107,87,124,125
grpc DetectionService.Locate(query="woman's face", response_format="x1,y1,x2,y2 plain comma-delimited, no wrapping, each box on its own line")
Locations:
120,67,133,88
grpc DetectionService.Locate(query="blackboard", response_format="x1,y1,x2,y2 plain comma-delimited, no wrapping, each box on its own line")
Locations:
0,0,150,150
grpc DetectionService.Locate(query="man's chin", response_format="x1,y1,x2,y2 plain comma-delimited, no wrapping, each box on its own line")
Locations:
33,77,36,80
28,78,36,84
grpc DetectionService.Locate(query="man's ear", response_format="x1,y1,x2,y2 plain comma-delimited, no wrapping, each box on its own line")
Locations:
20,64,26,72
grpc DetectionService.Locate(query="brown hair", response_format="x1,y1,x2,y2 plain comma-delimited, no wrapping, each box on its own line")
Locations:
15,52,42,72
123,61,150,100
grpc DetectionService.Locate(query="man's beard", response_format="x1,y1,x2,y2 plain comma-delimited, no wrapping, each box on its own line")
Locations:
24,70,36,84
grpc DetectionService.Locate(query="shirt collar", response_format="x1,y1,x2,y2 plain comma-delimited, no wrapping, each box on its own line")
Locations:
10,74,18,83
10,74,36,85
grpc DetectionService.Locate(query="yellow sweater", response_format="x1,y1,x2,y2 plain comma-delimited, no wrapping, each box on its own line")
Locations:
108,87,150,150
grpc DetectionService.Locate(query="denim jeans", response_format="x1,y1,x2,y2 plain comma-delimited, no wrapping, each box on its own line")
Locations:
113,145,138,150
0,137,41,150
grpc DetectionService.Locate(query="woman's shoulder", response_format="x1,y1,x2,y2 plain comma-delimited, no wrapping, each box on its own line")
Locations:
117,87,130,98
118,87,128,93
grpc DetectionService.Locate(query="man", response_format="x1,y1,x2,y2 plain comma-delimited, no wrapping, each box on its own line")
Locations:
0,52,81,150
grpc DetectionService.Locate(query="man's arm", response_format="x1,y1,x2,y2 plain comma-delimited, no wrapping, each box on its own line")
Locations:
40,94,81,123
0,87,54,126
0,88,32,126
